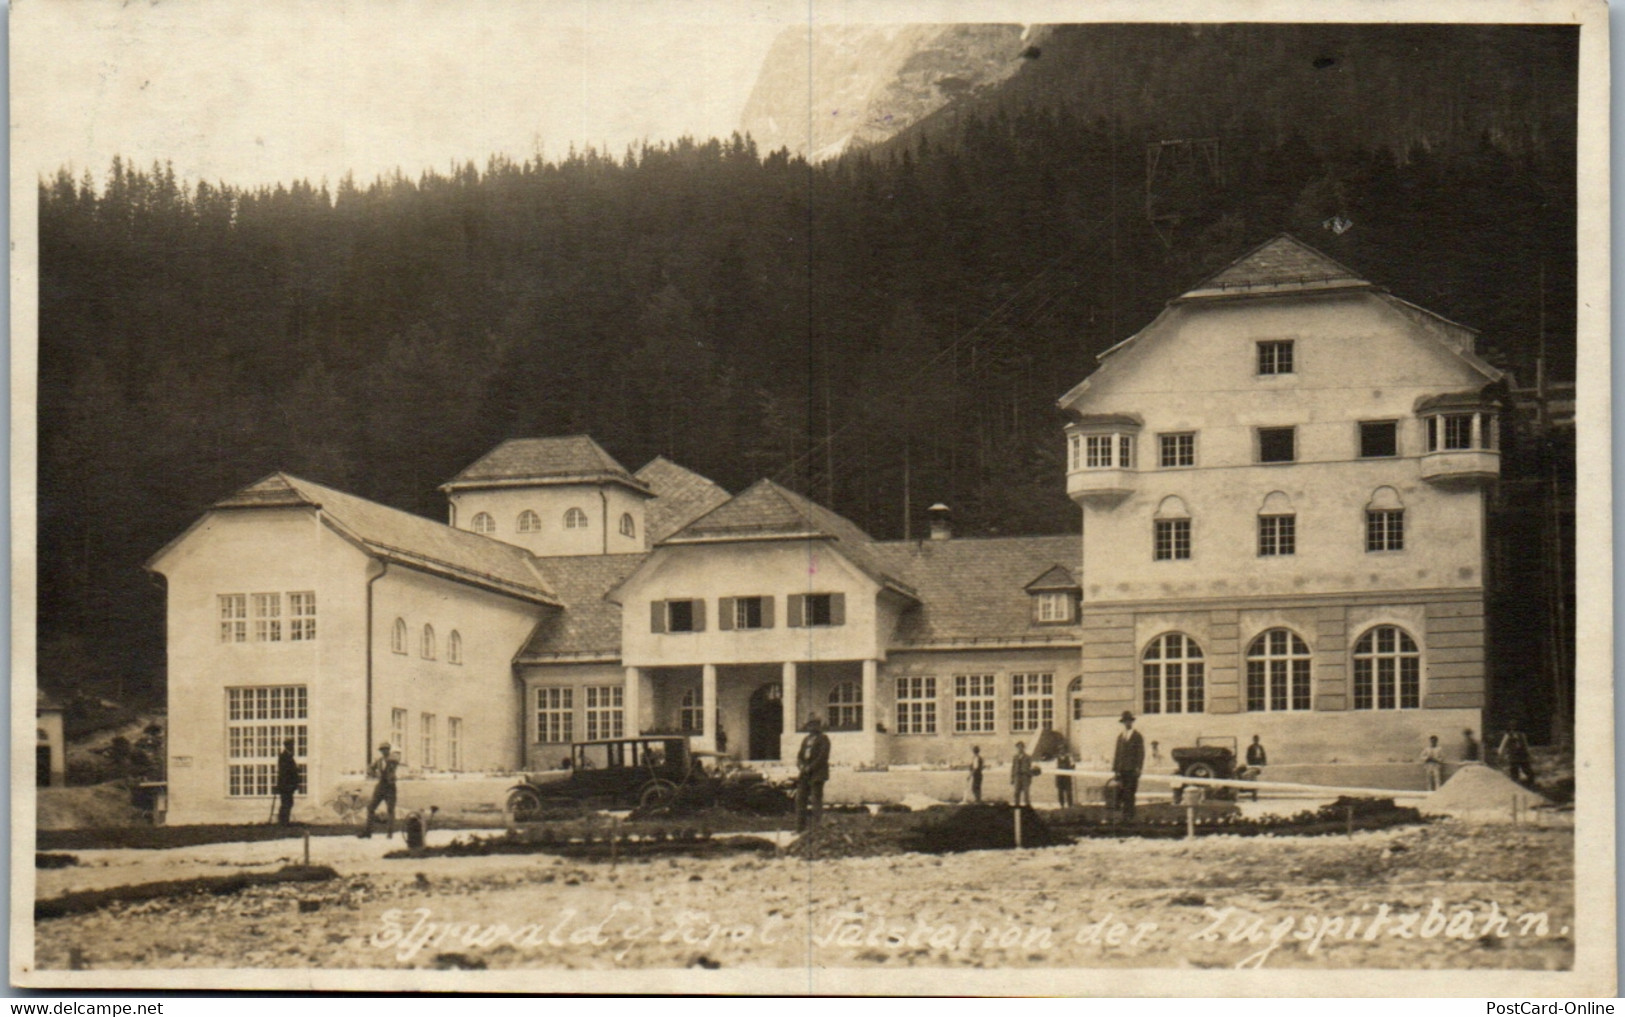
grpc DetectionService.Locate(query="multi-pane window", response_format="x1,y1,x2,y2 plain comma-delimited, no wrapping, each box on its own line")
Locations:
1010,673,1054,732
447,717,463,771
471,512,495,534
953,674,996,733
564,507,589,529
448,630,462,665
894,676,937,734
1443,414,1474,450
391,618,408,654
806,594,835,626
1159,433,1195,468
420,713,437,768
620,513,636,538
517,509,541,533
1258,514,1296,556
1035,591,1074,623
1068,434,1083,471
288,592,317,641
679,689,703,733
1258,427,1296,463
1425,412,1496,452
828,682,862,730
735,596,764,629
1246,629,1312,712
585,686,624,741
226,686,307,797
1366,510,1404,552
421,624,436,660
219,594,248,643
391,708,407,760
1352,626,1421,709
1142,633,1204,714
1079,433,1133,469
1154,518,1191,561
1359,421,1398,458
252,593,282,642
1257,340,1294,375
536,688,573,743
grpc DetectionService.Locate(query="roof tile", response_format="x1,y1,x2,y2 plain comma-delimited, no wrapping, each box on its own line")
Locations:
441,437,649,494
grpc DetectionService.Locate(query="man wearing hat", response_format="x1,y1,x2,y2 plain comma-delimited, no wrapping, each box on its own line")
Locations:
1112,711,1145,822
794,715,831,833
362,741,400,839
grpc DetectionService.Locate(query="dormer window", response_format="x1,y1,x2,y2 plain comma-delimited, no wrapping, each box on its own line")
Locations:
1035,591,1075,623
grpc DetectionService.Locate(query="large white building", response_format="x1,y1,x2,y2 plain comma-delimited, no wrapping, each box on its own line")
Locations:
149,235,1499,823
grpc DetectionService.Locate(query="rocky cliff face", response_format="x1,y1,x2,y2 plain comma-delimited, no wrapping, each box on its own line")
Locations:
739,23,1041,161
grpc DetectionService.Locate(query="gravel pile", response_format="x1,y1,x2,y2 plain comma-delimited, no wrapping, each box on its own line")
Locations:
1423,764,1550,820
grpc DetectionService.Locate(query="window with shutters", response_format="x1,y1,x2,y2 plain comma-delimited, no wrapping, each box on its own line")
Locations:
654,599,704,633
788,592,845,628
720,596,770,630
894,677,937,734
953,674,996,733
536,688,573,743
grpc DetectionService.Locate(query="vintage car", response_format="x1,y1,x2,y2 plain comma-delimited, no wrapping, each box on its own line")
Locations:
505,737,790,820
1170,736,1259,802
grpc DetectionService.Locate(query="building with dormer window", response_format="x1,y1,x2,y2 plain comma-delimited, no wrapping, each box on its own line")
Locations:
1058,235,1501,762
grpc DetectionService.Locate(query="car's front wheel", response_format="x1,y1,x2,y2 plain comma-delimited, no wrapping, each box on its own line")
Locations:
506,787,542,823
637,779,678,814
1184,762,1216,780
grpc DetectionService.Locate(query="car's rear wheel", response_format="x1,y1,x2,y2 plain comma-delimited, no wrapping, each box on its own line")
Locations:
506,787,542,822
638,779,678,813
1185,762,1217,780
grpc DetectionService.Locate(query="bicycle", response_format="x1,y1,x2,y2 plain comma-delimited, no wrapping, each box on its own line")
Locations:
324,787,368,825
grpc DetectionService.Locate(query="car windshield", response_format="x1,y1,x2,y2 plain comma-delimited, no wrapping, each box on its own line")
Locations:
576,743,624,770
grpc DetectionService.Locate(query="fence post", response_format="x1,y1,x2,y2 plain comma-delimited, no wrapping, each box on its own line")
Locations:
1013,805,1024,848
1345,804,1353,838
1185,805,1195,839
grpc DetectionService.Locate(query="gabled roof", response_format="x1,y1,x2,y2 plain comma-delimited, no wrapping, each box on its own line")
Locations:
197,473,557,605
439,436,652,496
663,479,916,598
1178,234,1372,301
869,536,1081,646
518,553,650,659
1023,563,1080,592
635,456,732,543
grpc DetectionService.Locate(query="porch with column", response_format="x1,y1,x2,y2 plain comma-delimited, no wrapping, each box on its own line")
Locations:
779,659,883,764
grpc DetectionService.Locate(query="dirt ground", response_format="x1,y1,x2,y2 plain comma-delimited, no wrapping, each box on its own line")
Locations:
31,817,1572,973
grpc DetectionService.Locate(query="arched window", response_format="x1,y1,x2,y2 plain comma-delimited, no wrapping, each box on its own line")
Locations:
828,681,862,730
471,512,495,534
619,513,636,538
448,630,462,665
517,510,541,533
1246,629,1312,711
1142,633,1204,714
391,618,407,654
679,688,703,733
1352,625,1421,709
564,507,589,529
1068,675,1084,722
422,624,436,660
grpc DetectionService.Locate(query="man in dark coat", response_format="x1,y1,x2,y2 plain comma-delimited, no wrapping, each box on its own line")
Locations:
795,716,831,833
969,745,985,803
1245,735,1268,768
363,742,400,838
273,738,301,825
1112,710,1145,822
1010,741,1035,807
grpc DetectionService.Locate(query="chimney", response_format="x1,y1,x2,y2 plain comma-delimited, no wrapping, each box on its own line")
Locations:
928,503,952,541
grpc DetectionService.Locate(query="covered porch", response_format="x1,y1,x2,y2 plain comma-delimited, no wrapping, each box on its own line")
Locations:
625,659,883,764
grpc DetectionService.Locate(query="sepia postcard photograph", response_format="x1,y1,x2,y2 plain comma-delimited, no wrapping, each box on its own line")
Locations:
8,0,1613,996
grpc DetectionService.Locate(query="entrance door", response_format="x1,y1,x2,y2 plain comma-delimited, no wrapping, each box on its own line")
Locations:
748,683,783,760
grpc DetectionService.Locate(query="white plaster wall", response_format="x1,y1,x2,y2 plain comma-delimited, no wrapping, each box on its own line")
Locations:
618,541,883,668
370,566,540,776
1069,293,1494,605
448,483,646,556
153,507,370,825
517,662,628,768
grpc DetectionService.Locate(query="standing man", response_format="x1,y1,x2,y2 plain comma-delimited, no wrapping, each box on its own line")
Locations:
794,716,831,833
969,745,985,803
1461,728,1481,763
362,742,400,839
1499,725,1535,786
1246,735,1268,768
1054,750,1075,808
1420,735,1446,791
1112,711,1145,822
273,737,301,826
1010,741,1035,808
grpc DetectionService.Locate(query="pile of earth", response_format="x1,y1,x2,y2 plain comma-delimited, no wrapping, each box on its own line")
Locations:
36,783,147,831
1423,764,1551,821
901,804,1063,853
